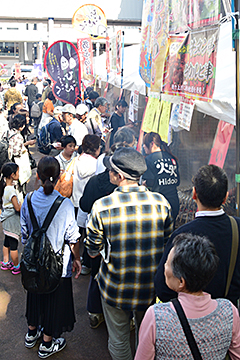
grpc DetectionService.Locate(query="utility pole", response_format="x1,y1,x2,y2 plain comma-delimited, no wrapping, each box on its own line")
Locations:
234,0,240,216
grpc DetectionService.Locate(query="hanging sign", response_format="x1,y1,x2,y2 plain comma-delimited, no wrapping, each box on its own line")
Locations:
44,40,81,105
77,37,94,86
72,4,107,39
163,26,219,102
178,97,195,131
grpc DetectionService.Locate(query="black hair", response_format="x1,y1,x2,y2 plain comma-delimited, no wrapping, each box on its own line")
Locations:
37,157,60,195
9,102,22,115
9,114,26,130
143,132,177,160
60,135,76,148
47,91,55,101
10,80,16,87
172,233,219,293
88,91,99,100
0,162,19,199
36,93,42,100
115,99,128,110
113,126,135,145
193,165,228,208
46,79,51,85
82,135,101,157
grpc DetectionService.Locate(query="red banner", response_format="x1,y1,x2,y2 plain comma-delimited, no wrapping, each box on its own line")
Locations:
209,120,234,168
77,38,94,85
116,30,122,75
106,36,110,75
162,26,219,102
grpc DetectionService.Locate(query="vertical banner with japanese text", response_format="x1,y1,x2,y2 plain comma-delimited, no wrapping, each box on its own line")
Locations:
116,30,122,76
44,40,81,105
151,0,169,93
77,37,94,86
139,0,154,87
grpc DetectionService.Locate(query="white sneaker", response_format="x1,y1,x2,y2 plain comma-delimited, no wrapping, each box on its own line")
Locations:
38,338,66,358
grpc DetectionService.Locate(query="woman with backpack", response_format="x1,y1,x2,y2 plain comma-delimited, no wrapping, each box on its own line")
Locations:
20,156,81,358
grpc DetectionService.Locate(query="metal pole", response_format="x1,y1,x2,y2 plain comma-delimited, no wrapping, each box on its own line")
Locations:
235,0,240,216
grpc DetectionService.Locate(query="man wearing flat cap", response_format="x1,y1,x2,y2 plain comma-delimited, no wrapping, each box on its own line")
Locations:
84,147,173,360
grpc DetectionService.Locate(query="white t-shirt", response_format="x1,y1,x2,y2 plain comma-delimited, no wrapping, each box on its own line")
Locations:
68,119,88,146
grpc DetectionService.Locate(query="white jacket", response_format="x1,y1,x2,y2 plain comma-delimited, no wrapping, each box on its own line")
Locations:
71,153,97,207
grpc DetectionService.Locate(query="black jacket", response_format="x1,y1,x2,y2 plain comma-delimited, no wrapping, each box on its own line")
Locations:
80,169,117,214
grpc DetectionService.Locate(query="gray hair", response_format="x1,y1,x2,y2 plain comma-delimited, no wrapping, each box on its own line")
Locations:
171,233,219,293
95,97,108,108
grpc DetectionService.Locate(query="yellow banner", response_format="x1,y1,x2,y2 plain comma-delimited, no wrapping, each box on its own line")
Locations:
159,101,171,142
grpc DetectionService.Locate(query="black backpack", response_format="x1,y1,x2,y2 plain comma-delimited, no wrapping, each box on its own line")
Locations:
0,131,16,170
20,193,65,294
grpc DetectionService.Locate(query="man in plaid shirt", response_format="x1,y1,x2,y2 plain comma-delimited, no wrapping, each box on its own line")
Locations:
84,147,173,360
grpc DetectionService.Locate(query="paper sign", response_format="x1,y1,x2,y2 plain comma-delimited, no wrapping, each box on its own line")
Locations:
178,98,195,131
142,97,159,132
209,120,234,168
159,101,171,142
77,37,94,86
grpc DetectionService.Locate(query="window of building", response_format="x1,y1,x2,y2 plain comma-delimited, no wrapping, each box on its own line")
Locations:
0,42,18,57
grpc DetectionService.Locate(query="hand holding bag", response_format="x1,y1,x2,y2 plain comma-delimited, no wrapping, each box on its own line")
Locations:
54,157,76,198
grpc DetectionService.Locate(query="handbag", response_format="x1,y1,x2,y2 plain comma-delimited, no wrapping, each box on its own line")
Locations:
54,157,76,198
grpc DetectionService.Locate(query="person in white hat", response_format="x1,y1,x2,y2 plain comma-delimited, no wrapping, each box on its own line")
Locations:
62,104,88,148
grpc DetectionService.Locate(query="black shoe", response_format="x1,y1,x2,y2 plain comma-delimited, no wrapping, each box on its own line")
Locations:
25,328,42,348
89,313,104,329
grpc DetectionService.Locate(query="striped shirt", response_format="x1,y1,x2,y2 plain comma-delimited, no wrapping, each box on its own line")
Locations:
85,185,173,311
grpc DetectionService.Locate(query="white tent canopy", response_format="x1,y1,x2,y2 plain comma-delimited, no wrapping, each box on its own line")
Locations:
95,21,236,125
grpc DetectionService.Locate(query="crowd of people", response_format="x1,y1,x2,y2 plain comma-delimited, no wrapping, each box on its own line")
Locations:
0,75,240,360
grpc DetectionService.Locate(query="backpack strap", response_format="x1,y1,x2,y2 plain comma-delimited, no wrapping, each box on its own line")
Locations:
41,195,65,232
27,192,65,233
27,192,39,231
225,216,239,297
89,118,96,134
171,298,203,360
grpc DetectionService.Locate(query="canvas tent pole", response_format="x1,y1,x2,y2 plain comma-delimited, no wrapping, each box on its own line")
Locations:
234,0,240,216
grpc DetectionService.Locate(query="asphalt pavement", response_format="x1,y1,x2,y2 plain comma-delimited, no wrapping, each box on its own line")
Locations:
0,143,135,360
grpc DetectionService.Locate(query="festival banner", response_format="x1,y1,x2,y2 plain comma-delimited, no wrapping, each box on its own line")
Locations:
77,37,94,86
44,40,81,105
139,0,155,87
111,36,117,72
116,30,122,76
169,0,189,34
72,4,107,39
162,26,219,102
14,63,21,80
151,0,169,93
106,35,110,76
169,0,221,34
209,120,234,168
189,0,221,29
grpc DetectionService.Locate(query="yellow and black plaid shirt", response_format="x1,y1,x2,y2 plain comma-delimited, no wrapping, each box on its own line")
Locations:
85,185,173,311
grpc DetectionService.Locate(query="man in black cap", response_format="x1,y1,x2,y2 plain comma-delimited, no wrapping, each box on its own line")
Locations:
84,147,173,360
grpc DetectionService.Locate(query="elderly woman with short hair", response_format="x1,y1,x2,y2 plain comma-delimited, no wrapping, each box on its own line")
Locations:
135,233,240,360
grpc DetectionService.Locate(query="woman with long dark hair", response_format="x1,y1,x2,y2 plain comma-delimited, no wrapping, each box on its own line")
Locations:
20,156,81,358
142,132,180,221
